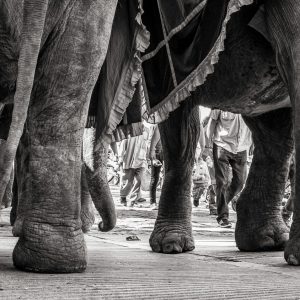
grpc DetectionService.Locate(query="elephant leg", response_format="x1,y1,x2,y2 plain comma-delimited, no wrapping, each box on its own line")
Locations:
83,128,116,232
150,102,200,254
12,1,117,273
80,165,95,233
265,0,300,264
236,109,293,251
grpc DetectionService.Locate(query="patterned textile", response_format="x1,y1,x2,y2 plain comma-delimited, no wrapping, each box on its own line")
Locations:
87,0,149,143
88,0,258,144
140,0,255,123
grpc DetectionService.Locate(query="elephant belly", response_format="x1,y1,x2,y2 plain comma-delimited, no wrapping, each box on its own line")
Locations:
196,11,290,116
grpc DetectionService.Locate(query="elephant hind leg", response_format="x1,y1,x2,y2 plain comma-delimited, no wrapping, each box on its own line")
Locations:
235,108,293,251
265,0,300,264
150,101,200,254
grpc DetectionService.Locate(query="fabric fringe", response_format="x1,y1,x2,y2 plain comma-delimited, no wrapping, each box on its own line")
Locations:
111,122,143,142
142,0,254,124
101,1,150,143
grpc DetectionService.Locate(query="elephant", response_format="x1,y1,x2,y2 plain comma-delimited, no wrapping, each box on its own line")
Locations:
0,0,300,274
0,0,120,273
0,0,151,273
141,0,300,266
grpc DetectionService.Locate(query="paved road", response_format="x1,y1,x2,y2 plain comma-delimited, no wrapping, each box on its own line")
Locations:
0,185,299,299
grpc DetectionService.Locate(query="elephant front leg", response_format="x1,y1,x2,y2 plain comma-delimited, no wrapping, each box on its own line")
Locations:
150,103,200,253
235,109,293,251
13,142,87,273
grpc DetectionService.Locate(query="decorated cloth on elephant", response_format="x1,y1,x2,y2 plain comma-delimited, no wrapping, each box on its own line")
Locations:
86,0,149,143
85,0,258,147
140,0,256,124
207,110,252,228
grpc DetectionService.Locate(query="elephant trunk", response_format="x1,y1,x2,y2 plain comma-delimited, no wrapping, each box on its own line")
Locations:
83,129,117,232
0,0,49,203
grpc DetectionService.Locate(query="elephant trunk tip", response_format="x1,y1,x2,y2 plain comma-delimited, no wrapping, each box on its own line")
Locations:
98,218,116,232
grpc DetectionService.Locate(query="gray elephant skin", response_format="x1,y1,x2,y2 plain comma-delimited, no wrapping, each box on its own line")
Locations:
0,0,300,274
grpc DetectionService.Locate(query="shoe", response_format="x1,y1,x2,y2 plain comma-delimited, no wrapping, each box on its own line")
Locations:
150,203,158,210
120,197,127,206
193,199,199,207
218,219,232,228
209,209,217,216
130,200,137,207
136,198,147,203
152,159,162,167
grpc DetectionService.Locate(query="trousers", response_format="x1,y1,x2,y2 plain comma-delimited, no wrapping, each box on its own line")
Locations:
120,167,145,203
213,144,247,222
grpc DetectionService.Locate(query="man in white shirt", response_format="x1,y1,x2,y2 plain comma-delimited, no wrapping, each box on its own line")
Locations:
119,128,148,207
206,110,252,228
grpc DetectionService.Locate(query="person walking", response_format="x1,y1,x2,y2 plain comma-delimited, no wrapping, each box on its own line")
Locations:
148,125,163,209
206,110,252,228
119,128,148,207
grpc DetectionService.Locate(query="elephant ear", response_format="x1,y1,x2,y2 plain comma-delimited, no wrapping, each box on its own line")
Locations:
0,0,49,202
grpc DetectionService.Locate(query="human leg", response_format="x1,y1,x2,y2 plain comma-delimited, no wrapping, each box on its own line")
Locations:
129,167,144,205
208,184,217,215
213,144,231,222
120,168,135,205
226,150,247,204
192,182,202,207
150,164,162,205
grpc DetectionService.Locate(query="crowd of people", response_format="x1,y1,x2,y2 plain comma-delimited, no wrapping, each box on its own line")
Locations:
108,107,254,228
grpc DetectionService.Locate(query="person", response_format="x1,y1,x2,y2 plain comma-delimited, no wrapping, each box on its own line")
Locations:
148,125,163,209
202,115,217,215
282,154,295,227
192,121,209,207
192,152,210,208
206,110,252,228
202,153,218,215
119,128,148,207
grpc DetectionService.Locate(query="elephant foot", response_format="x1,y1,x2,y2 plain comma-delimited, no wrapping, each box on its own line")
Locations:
81,205,95,233
13,221,87,273
236,216,289,251
284,222,300,266
149,221,194,254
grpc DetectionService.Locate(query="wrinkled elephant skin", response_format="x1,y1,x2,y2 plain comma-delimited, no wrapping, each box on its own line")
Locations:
0,0,118,272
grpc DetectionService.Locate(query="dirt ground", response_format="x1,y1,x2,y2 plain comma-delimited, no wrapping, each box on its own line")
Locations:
1,184,300,299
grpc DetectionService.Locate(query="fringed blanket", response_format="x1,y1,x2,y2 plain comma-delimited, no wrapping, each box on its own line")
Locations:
88,0,255,143
87,0,149,143
141,0,255,123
